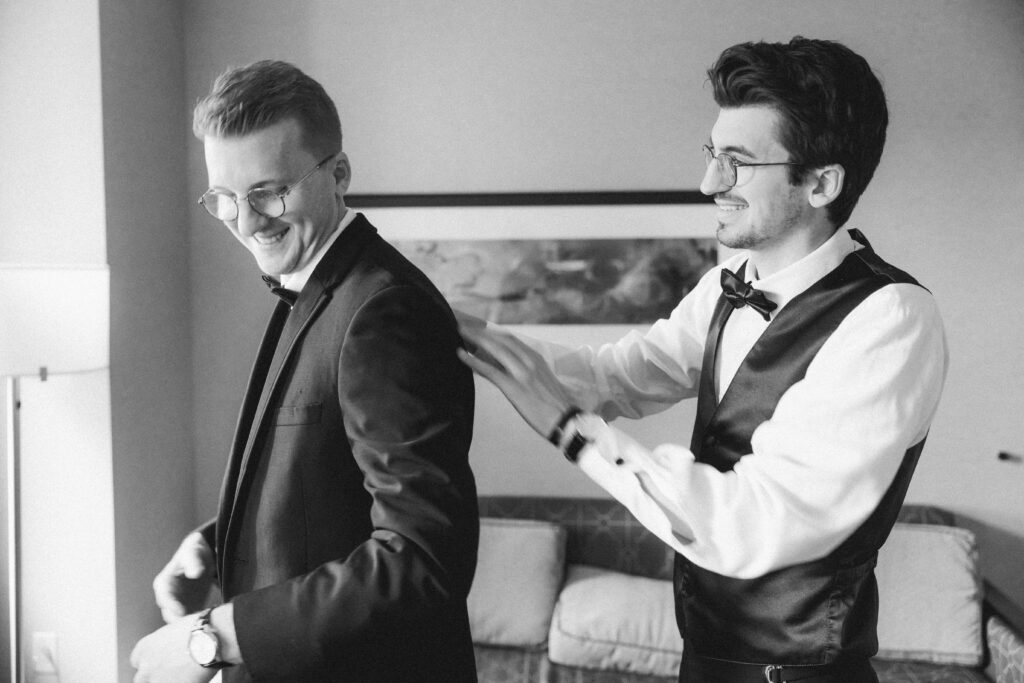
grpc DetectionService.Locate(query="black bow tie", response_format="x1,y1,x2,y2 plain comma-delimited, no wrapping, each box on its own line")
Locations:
262,275,298,306
720,268,777,321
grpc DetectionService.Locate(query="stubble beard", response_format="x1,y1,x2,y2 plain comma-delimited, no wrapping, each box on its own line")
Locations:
716,221,771,251
715,204,802,252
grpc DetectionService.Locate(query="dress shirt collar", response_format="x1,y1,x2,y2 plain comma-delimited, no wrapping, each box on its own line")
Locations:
744,228,861,314
277,208,357,293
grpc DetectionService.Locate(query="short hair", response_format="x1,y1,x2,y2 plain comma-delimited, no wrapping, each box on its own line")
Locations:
707,37,887,228
193,60,341,157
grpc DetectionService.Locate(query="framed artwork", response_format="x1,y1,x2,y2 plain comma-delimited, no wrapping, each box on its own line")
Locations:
352,191,726,331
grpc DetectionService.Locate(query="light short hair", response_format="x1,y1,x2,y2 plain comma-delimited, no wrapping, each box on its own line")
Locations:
193,60,341,157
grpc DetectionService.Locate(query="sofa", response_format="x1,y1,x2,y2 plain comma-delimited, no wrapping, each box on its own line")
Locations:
467,496,1024,683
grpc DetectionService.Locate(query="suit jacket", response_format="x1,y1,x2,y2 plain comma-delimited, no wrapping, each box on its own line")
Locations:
200,214,479,682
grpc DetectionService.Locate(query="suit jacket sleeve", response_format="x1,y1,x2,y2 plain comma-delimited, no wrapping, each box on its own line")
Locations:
228,283,477,676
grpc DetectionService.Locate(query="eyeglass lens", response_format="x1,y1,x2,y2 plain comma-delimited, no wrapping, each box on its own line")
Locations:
201,189,286,221
703,146,736,187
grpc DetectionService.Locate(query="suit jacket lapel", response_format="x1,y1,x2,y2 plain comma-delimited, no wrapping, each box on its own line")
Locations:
233,288,327,491
215,299,291,573
219,214,379,560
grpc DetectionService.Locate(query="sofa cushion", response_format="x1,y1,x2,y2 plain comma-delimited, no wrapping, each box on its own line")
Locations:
467,517,566,648
548,564,683,677
876,522,983,666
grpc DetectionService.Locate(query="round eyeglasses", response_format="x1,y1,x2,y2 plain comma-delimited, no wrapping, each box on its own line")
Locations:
198,154,336,221
702,145,800,189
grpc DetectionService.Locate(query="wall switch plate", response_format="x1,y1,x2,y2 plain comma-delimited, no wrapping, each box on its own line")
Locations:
31,631,58,675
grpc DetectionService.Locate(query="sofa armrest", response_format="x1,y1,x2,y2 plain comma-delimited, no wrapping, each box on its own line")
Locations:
982,580,1024,683
985,614,1024,683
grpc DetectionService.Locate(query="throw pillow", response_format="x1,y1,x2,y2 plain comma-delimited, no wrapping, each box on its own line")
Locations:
548,564,683,676
467,517,566,648
876,522,983,665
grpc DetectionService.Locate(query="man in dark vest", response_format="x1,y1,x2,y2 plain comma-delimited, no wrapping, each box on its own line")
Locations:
459,37,948,682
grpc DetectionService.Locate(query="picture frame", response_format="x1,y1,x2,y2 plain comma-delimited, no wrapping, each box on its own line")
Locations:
351,191,726,344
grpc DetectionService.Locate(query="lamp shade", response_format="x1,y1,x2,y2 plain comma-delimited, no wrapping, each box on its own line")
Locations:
0,264,109,376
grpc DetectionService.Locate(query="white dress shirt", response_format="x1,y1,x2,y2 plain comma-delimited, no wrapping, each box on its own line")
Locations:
525,228,949,579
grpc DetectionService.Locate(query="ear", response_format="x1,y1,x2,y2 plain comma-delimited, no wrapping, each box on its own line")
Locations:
332,153,352,195
807,163,844,209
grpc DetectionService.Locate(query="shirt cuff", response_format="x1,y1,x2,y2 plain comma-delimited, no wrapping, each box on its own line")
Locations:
572,416,695,553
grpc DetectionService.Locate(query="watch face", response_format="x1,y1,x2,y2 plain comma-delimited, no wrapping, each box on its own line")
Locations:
188,629,219,666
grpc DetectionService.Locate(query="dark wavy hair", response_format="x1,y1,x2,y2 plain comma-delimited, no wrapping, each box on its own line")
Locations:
707,37,887,228
193,60,341,157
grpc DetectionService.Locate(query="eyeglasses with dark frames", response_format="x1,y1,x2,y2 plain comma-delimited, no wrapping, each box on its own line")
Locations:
702,144,800,188
198,154,336,221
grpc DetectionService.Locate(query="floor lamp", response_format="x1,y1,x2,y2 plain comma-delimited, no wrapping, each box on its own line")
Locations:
0,264,109,682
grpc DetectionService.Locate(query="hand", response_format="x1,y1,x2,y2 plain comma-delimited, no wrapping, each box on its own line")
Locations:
130,617,217,683
457,324,573,440
452,308,488,355
153,532,214,623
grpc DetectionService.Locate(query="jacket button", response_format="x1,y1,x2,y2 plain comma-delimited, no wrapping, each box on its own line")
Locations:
679,573,695,597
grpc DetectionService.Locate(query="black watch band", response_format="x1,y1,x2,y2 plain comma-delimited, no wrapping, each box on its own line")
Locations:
562,427,592,463
548,406,584,446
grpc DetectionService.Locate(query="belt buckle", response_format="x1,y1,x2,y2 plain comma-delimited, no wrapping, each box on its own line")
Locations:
764,665,783,683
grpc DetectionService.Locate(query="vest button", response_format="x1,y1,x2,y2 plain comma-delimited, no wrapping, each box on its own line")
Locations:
704,435,716,448
679,572,695,597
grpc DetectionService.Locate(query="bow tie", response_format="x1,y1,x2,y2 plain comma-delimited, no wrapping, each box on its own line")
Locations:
720,268,777,321
262,275,298,306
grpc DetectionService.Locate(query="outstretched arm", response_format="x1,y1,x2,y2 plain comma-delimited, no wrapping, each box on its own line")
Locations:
457,285,948,580
458,323,574,441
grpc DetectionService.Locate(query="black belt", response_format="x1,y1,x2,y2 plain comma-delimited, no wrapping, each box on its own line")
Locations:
682,654,874,683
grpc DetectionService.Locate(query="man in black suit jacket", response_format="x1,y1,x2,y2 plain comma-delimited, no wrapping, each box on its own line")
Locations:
130,60,479,682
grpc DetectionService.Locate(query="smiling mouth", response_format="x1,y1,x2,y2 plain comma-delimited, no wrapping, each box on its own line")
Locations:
715,195,747,212
253,227,289,246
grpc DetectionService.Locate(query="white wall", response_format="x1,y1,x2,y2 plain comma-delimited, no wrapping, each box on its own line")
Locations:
0,1,118,680
182,0,1024,608
99,1,195,681
0,1,106,265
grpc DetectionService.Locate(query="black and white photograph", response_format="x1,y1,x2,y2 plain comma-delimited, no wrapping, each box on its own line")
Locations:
1,2,1021,682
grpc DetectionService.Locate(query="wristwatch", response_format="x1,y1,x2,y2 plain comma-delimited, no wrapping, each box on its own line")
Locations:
563,429,591,463
558,412,599,463
188,607,228,669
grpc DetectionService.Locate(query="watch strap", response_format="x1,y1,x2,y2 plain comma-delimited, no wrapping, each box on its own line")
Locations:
195,607,214,628
559,412,598,463
563,429,591,463
547,406,583,446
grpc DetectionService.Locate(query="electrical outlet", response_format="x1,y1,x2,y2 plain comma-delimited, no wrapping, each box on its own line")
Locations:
31,631,58,676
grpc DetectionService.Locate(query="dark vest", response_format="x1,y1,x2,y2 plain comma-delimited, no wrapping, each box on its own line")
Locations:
676,230,928,664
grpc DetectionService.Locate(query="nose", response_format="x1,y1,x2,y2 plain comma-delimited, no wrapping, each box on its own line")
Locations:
234,200,269,237
700,161,728,196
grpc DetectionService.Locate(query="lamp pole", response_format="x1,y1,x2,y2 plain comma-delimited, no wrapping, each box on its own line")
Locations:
5,375,22,683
